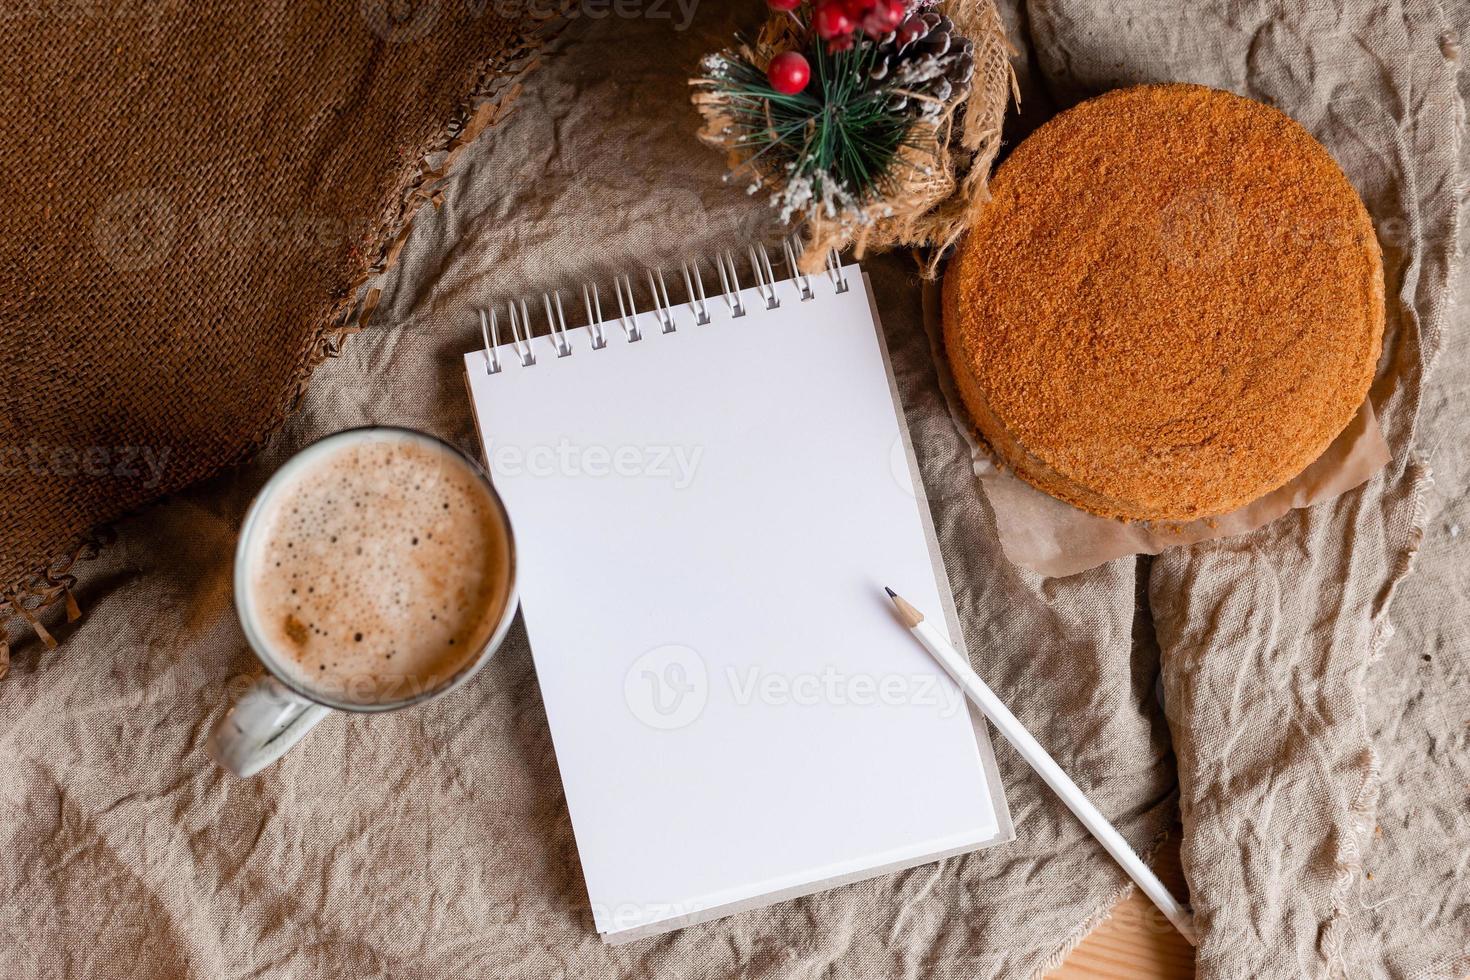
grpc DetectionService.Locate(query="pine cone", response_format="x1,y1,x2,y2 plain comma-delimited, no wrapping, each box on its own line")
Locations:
870,13,976,120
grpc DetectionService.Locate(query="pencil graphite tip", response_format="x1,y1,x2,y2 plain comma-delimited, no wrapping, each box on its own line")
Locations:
885,588,924,628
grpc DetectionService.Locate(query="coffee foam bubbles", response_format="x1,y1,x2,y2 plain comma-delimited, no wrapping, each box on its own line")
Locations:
243,432,511,705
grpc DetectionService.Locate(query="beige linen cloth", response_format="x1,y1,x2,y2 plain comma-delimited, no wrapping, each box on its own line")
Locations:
2,4,1466,979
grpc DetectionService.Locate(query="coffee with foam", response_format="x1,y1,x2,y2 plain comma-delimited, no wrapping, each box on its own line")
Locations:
241,431,512,705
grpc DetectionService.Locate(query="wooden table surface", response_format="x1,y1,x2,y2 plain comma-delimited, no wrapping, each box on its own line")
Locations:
1049,838,1195,979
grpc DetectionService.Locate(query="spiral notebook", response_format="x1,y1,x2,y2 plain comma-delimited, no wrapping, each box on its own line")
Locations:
462,246,1012,943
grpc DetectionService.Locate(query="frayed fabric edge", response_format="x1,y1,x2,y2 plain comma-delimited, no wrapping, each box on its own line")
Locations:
0,18,566,664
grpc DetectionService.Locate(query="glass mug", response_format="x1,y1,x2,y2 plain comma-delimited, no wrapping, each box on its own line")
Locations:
207,426,518,777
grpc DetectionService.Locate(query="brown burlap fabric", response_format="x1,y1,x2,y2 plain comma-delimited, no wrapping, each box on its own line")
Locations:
0,2,546,654
1,4,1466,980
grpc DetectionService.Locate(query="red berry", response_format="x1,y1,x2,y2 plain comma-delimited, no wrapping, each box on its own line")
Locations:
766,51,811,94
767,0,802,10
860,0,906,36
814,1,856,39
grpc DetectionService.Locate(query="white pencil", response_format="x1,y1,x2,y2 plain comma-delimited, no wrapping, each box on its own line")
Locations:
884,587,1199,946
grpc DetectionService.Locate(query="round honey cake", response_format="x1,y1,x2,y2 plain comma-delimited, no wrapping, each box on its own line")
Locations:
943,84,1384,522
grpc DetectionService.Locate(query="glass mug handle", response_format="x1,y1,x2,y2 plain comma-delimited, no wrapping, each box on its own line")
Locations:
206,674,331,777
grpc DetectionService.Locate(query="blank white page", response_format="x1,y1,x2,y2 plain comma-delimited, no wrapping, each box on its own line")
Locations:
464,265,1010,940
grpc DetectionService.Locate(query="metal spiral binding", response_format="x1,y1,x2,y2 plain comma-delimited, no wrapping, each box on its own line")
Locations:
507,297,535,366
474,236,849,374
613,273,643,342
715,249,746,318
581,283,607,349
825,248,849,293
748,244,780,311
682,259,711,325
783,237,814,301
480,309,502,374
646,268,676,334
543,291,571,357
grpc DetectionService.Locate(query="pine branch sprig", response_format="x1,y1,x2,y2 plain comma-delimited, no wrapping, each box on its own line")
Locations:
701,40,925,222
